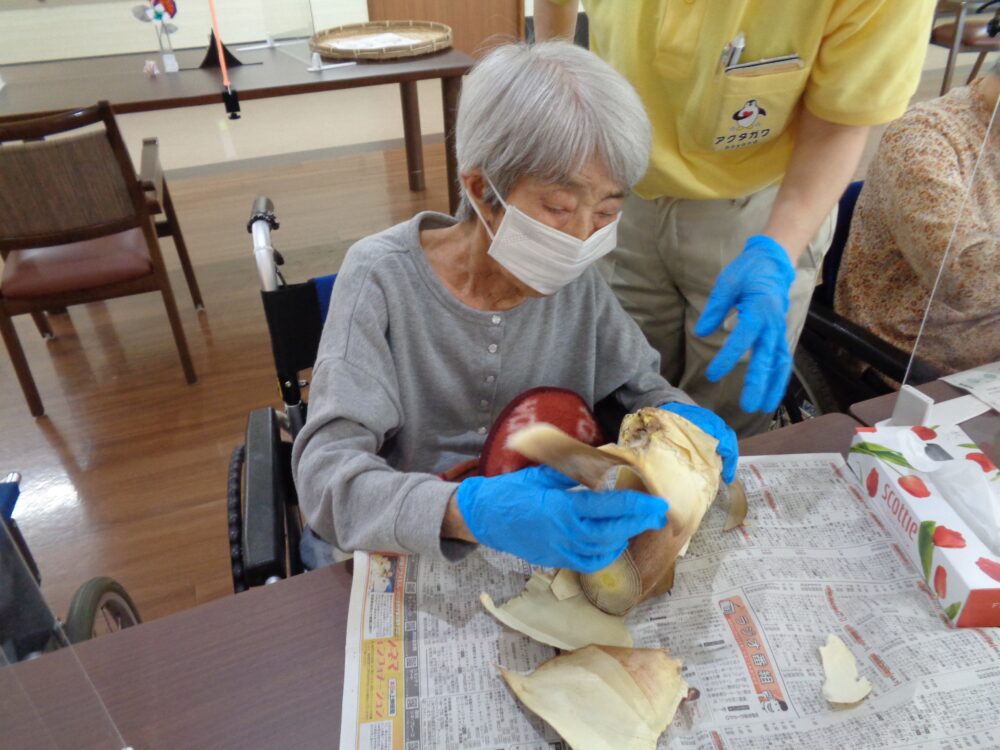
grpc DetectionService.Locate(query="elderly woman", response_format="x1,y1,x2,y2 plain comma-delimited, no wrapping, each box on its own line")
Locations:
292,42,738,572
836,59,1000,374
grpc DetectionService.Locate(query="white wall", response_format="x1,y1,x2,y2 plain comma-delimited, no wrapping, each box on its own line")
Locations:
0,0,370,65
0,1,537,65
313,0,370,30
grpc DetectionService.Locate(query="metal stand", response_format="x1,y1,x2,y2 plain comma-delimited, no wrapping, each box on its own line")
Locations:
307,52,357,72
888,385,934,426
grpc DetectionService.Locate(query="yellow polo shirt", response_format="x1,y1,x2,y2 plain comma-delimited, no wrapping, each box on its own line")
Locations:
559,0,935,200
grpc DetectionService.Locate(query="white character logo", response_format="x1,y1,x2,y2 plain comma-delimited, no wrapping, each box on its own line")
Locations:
732,99,767,129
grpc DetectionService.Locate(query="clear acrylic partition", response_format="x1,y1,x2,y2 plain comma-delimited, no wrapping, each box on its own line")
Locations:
264,0,315,44
0,499,129,749
902,74,1000,461
263,0,320,67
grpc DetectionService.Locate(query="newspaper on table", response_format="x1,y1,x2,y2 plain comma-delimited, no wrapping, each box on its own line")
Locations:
942,360,1000,414
340,454,1000,750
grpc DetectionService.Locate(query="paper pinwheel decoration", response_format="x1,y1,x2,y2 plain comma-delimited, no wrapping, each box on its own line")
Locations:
133,1,178,59
132,2,178,36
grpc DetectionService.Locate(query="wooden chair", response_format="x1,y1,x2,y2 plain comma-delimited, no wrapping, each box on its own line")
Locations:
931,0,1000,94
0,101,198,417
140,136,204,311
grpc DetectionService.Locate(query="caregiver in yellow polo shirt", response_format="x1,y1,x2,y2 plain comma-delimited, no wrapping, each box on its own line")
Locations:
535,0,936,435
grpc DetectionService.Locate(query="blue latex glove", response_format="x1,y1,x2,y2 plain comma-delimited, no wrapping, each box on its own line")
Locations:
659,402,739,484
456,465,668,573
694,235,796,413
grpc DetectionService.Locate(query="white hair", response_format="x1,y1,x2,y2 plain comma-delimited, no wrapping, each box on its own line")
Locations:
453,41,651,220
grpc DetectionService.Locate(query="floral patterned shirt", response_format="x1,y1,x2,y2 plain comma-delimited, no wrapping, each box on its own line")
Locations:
835,79,999,374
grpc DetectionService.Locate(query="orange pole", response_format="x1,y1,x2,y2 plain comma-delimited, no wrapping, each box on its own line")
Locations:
206,0,230,89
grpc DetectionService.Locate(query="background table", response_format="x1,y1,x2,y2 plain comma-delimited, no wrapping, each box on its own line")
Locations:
5,414,860,749
0,43,472,212
850,380,1000,465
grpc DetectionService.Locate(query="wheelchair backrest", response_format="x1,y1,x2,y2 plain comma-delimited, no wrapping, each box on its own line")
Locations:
261,274,336,420
818,180,864,308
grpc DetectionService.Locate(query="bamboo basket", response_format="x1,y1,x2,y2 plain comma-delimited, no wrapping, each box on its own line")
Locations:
310,20,453,61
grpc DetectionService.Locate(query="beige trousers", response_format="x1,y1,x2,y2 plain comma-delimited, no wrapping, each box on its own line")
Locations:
599,184,836,437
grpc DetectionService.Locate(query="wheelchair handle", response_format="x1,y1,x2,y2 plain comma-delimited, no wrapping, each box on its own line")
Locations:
248,196,280,292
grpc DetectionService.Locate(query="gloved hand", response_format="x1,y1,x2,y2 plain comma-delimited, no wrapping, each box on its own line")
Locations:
455,465,668,573
659,401,739,484
694,234,796,413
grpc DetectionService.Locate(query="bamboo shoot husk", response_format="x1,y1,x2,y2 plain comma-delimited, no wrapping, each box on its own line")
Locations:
499,644,687,750
819,634,872,704
508,408,722,615
480,571,632,651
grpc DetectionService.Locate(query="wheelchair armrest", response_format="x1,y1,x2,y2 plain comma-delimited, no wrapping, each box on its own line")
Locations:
803,304,942,385
242,407,296,586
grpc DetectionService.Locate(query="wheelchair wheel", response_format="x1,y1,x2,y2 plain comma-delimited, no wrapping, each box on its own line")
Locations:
228,444,248,593
778,347,840,426
64,577,141,644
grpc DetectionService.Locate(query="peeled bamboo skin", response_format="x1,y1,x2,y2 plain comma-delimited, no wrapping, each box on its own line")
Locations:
506,409,721,616
581,409,721,615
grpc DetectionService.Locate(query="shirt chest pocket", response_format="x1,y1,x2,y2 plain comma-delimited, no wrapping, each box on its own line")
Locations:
686,66,811,154
652,0,712,79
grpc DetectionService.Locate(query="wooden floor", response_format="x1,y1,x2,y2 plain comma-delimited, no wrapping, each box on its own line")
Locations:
2,144,451,623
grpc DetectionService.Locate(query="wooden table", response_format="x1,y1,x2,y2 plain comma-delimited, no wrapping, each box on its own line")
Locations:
850,380,1000,465
0,43,472,212
4,414,859,749
6,562,355,750
740,412,859,458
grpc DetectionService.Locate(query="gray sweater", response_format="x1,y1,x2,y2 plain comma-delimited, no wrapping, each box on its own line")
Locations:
291,211,691,561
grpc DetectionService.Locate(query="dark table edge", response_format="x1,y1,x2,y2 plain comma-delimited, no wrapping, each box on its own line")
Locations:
0,48,473,125
739,412,861,458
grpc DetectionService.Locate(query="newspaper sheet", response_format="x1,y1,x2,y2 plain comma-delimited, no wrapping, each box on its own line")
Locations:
339,454,1000,750
942,360,1000,413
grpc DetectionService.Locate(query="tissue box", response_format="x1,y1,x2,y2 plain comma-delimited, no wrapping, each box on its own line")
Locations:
848,424,1000,627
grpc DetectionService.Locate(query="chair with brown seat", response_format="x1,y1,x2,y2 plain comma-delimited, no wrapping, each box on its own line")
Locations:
932,0,1000,94
0,101,198,417
139,134,204,311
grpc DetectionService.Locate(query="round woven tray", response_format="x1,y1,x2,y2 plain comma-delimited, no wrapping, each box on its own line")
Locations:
310,20,453,61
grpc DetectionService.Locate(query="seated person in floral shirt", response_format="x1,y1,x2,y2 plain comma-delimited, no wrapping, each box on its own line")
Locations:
835,59,999,374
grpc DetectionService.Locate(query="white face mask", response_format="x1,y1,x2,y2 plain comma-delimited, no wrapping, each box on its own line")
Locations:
467,176,621,295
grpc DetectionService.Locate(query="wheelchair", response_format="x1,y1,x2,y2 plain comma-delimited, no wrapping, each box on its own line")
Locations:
1,472,141,663
227,198,338,593
778,181,942,424
224,197,626,592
